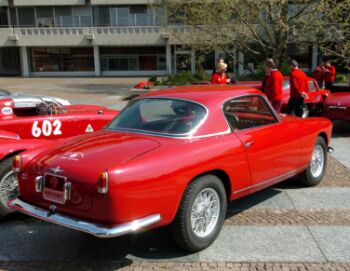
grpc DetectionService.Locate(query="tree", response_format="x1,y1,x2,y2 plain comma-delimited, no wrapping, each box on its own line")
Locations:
159,0,348,73
320,0,350,70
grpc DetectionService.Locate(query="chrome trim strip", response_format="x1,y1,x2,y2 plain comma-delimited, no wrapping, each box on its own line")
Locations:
328,106,347,110
233,168,305,194
8,198,161,238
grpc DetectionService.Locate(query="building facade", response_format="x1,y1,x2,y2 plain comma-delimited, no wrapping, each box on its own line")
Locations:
0,0,318,77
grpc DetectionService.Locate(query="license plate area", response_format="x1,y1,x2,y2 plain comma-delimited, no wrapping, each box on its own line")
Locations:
43,173,70,205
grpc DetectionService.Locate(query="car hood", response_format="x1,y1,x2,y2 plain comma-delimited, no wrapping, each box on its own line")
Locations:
325,92,350,106
34,130,160,177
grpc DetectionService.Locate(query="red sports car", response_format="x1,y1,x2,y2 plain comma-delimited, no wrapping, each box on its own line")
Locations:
239,77,330,117
0,94,118,215
323,92,350,121
9,85,332,252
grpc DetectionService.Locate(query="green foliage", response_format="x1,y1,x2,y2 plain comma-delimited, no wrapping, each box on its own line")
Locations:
150,70,211,86
280,62,291,76
334,73,350,84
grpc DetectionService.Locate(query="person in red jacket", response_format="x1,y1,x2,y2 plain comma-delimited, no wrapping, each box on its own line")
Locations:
312,61,326,88
263,58,284,111
323,60,336,91
287,60,309,117
211,62,230,84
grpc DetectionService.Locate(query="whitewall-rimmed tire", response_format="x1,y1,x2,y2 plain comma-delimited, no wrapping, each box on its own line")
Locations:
172,175,227,252
299,137,327,187
0,158,18,216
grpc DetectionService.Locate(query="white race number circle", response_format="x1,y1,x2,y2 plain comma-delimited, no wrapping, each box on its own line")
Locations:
31,120,62,138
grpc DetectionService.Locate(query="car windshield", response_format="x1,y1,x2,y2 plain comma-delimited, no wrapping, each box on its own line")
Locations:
107,98,207,135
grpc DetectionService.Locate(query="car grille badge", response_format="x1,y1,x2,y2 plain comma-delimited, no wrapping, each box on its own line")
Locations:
50,166,64,174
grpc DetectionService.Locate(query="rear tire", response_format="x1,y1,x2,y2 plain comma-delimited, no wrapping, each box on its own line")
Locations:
298,137,327,187
0,158,18,216
172,175,227,252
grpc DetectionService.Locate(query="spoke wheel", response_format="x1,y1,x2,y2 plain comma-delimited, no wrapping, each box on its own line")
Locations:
190,188,220,238
172,175,227,252
0,158,18,216
310,145,325,178
298,136,327,187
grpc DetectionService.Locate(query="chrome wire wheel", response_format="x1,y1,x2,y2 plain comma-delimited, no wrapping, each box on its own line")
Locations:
310,145,325,178
190,188,220,238
0,170,18,208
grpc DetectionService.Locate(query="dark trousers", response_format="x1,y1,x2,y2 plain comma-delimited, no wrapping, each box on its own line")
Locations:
325,81,333,91
287,97,305,117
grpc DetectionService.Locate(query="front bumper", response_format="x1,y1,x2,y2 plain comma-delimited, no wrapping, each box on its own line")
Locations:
8,198,161,238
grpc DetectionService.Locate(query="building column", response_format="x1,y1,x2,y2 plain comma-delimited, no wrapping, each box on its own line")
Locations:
20,47,29,77
93,45,100,77
311,46,318,71
166,43,171,75
238,50,244,76
191,51,195,74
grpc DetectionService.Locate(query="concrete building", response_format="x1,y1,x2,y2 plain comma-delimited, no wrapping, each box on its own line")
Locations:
0,0,318,77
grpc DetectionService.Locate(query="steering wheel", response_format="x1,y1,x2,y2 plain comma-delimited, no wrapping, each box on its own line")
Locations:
47,103,59,115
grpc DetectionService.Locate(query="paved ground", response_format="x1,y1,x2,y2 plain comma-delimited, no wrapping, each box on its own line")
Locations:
0,77,349,270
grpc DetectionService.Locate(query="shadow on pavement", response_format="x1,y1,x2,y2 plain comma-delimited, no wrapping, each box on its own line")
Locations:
331,120,350,138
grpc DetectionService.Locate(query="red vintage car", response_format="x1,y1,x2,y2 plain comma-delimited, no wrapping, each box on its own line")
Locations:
0,94,118,215
9,85,332,252
323,92,350,121
239,77,330,117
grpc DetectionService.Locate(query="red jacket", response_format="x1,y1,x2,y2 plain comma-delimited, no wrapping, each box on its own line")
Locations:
263,70,283,102
211,73,228,84
290,68,309,98
323,65,336,82
312,66,325,82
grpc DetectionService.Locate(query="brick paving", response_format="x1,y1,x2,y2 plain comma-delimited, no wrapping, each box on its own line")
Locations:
321,156,350,187
225,209,350,226
0,261,350,271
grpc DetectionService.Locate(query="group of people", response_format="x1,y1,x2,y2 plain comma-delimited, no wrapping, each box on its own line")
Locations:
313,60,336,90
210,56,336,118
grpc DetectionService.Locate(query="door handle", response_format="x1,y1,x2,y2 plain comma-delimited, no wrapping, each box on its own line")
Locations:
244,141,255,149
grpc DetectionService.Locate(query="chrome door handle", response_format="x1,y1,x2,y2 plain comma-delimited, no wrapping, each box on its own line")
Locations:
244,141,255,148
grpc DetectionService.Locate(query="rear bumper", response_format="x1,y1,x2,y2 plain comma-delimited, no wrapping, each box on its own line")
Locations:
8,198,161,238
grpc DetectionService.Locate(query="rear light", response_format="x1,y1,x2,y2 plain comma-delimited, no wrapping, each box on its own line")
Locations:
97,171,109,194
12,155,21,173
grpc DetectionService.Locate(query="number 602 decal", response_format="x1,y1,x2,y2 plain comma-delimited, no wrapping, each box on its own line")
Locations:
31,120,62,137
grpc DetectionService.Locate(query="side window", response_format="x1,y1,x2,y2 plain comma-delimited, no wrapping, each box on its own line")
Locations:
308,80,317,92
223,95,278,130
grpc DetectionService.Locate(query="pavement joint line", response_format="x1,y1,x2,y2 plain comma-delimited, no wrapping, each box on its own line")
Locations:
305,225,329,262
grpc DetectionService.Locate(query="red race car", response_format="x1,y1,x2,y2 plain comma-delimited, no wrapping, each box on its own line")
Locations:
239,77,330,117
9,85,332,251
323,92,350,121
0,94,118,215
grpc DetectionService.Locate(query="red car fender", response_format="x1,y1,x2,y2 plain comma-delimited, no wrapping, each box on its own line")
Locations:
0,137,49,163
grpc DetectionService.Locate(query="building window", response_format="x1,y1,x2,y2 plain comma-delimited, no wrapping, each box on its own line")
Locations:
93,6,110,26
287,44,312,69
31,47,94,72
36,7,54,27
55,6,72,27
100,47,166,71
18,8,35,27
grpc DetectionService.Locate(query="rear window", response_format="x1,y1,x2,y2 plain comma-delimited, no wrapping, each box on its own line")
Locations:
108,98,207,135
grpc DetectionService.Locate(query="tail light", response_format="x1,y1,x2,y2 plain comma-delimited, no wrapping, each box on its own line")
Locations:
12,155,21,173
97,171,109,194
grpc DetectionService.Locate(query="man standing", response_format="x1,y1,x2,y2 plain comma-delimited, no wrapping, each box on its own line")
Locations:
287,60,309,117
323,60,336,91
312,61,325,88
263,58,284,111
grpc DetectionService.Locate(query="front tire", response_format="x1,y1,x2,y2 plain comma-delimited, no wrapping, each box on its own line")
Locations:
172,175,227,252
0,158,18,216
299,137,327,187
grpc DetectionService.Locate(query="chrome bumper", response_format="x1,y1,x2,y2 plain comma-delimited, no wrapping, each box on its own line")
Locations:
8,198,161,238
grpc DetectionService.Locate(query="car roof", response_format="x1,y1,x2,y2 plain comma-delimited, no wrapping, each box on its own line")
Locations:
137,85,264,138
139,85,262,106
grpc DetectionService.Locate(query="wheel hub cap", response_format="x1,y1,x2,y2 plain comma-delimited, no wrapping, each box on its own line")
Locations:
190,188,220,238
0,171,18,207
310,145,324,178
